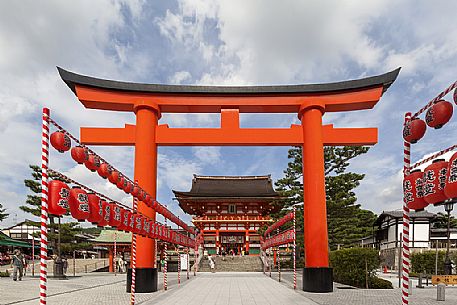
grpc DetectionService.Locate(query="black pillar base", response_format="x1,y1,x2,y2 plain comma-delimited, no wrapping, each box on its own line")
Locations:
127,268,158,293
302,267,333,293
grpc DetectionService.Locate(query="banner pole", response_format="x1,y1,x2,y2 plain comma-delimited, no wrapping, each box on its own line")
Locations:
39,108,50,305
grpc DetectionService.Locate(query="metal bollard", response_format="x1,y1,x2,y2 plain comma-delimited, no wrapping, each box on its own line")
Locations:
408,279,412,295
437,283,445,301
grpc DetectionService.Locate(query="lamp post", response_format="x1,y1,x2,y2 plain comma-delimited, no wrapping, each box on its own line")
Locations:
444,199,454,275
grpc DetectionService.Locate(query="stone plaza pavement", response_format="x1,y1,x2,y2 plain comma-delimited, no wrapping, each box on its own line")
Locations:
1,271,457,305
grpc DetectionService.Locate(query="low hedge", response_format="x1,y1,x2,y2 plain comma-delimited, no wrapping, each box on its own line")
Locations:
330,247,392,289
411,251,446,275
0,270,9,277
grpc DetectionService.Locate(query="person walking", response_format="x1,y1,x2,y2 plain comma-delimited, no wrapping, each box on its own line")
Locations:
62,257,68,274
11,249,25,281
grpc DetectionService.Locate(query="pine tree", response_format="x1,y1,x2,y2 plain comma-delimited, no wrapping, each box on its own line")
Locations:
432,212,457,229
274,146,377,251
21,165,81,255
0,203,8,222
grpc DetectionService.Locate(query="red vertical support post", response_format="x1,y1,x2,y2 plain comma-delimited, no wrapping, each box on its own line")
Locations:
40,108,50,305
300,103,333,292
129,103,159,293
402,112,412,305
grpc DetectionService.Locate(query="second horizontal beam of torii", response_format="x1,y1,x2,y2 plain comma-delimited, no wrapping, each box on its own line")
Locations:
81,109,376,146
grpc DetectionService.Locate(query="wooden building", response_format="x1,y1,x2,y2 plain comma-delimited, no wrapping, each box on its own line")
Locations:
173,175,283,255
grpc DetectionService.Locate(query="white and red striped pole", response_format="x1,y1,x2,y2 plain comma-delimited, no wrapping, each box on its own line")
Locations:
186,245,190,280
293,206,296,290
130,196,138,305
177,218,181,285
164,206,168,291
277,228,281,282
268,234,272,278
32,237,35,277
402,112,412,305
40,108,50,305
114,231,117,276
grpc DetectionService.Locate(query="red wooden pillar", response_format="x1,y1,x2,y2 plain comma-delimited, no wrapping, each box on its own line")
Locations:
128,103,160,293
299,103,333,292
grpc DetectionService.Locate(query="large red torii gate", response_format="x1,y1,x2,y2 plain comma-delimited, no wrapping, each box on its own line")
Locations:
58,67,399,293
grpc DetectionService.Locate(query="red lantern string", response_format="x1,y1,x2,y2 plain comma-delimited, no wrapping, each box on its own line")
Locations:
47,117,195,234
411,80,457,119
410,144,457,170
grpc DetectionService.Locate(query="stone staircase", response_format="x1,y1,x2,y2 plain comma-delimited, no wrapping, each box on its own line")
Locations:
199,256,262,272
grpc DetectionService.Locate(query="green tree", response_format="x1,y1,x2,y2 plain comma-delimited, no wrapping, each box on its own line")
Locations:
432,212,457,229
0,203,8,222
21,165,85,255
274,146,377,251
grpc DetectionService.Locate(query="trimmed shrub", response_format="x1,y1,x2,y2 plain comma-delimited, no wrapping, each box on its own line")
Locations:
0,270,9,277
411,251,446,275
330,247,390,288
369,276,393,289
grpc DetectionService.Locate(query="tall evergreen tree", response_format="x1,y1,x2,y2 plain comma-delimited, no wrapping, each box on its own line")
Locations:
0,203,8,222
275,146,377,251
432,212,457,229
21,165,81,255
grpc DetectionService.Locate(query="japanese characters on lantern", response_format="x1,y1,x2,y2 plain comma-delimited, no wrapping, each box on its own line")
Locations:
48,180,70,216
403,170,428,211
69,187,90,221
423,159,448,205
50,131,71,153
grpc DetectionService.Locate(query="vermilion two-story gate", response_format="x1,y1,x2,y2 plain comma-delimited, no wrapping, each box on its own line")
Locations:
58,67,399,293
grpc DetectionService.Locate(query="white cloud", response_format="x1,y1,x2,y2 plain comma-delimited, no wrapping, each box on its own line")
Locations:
192,147,221,165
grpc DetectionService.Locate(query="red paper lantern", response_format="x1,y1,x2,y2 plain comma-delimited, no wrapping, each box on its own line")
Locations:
149,221,156,238
423,159,448,205
152,200,159,210
132,186,140,198
98,201,110,227
108,170,120,184
138,190,145,202
107,203,121,228
144,194,152,207
85,154,101,172
133,214,143,235
403,169,428,211
50,131,71,153
116,176,125,190
426,100,453,129
128,212,137,233
123,181,133,194
69,187,90,221
403,118,426,144
143,219,150,237
151,221,159,238
97,163,111,179
87,193,103,224
71,146,89,164
119,209,130,232
48,180,70,216
445,152,457,199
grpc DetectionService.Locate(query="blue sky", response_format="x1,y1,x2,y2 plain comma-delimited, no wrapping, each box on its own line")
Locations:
1,0,457,228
